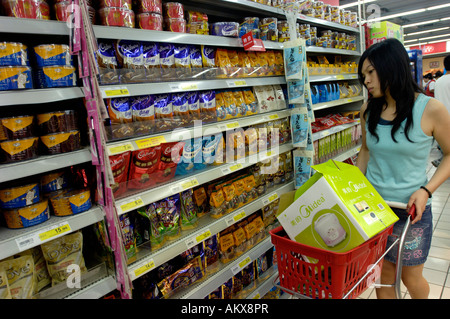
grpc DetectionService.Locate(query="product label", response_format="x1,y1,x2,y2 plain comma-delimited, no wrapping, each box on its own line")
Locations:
0,137,37,156
1,116,33,132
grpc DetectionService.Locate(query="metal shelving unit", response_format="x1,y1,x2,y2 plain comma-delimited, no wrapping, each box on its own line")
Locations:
312,95,364,111
106,109,292,155
0,87,84,106
128,181,293,281
115,142,295,216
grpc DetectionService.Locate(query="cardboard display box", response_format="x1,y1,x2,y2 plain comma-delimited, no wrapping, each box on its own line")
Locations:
276,160,399,252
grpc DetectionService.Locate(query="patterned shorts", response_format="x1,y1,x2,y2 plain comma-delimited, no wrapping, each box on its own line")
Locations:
384,205,433,266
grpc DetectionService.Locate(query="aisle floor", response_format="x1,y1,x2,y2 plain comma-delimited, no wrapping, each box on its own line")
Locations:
359,145,450,299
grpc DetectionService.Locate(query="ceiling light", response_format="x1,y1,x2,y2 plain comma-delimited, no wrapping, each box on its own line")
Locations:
419,33,450,41
403,20,439,29
404,39,419,44
405,27,450,36
340,0,377,9
365,4,450,24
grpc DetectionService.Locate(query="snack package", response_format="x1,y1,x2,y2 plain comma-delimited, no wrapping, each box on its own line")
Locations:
115,40,145,82
180,189,198,230
215,48,231,78
97,40,119,84
15,247,51,293
176,137,201,176
159,43,176,79
199,90,216,123
154,94,173,132
174,45,191,78
222,90,238,120
41,231,87,286
232,90,247,117
0,255,35,299
0,269,11,299
291,107,309,148
204,235,219,273
119,212,137,264
171,92,190,128
242,88,258,115
156,141,184,183
137,202,165,250
201,45,216,78
142,41,160,80
131,94,155,135
156,194,181,240
128,146,161,189
109,151,131,197
197,133,222,169
209,189,227,218
187,91,201,123
218,228,235,263
193,186,209,217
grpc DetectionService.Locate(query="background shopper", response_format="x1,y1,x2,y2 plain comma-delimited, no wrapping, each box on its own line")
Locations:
356,39,450,299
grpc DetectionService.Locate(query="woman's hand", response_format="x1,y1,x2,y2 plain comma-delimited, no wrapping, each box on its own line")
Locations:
407,188,429,224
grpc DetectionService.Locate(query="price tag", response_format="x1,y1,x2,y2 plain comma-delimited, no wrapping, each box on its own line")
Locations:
226,210,246,226
101,87,130,98
39,222,71,241
185,229,212,249
221,163,244,175
171,178,199,193
16,222,72,251
227,80,247,87
262,192,278,206
107,143,133,155
265,114,279,121
133,259,155,279
135,136,166,149
336,75,345,80
180,83,198,91
119,197,144,214
231,255,252,275
249,290,261,299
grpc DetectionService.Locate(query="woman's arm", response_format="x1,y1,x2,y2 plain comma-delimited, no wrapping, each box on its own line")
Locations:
356,102,369,175
407,98,450,224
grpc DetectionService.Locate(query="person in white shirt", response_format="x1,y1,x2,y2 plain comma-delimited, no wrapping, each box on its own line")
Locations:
432,56,450,167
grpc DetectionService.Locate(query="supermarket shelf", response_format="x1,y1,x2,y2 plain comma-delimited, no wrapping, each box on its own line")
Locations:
177,236,274,299
94,26,282,50
312,95,364,111
128,181,293,281
37,263,116,299
0,17,69,35
0,206,105,260
106,109,292,155
99,76,287,98
115,142,295,216
0,148,92,183
306,47,361,56
0,87,84,106
185,0,359,34
244,265,278,299
309,73,358,82
312,120,360,141
332,144,361,162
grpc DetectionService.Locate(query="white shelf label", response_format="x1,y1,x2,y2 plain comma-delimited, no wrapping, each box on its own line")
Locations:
185,229,212,249
100,86,130,98
225,210,246,227
171,177,200,193
221,163,243,175
107,143,133,155
133,258,155,279
15,221,72,251
226,79,247,87
119,197,144,214
231,255,252,275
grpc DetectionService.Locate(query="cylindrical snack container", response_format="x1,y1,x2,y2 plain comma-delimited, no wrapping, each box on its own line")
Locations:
0,42,29,66
0,115,35,140
164,18,186,33
137,0,162,14
163,2,183,18
137,12,163,30
35,65,76,88
0,182,40,209
40,170,70,194
3,199,50,229
49,188,92,216
33,44,73,67
39,130,80,155
36,110,77,134
98,0,131,8
98,7,135,28
55,2,95,22
1,0,50,19
0,66,33,91
0,136,38,163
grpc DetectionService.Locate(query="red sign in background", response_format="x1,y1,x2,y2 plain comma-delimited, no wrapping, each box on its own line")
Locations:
410,41,447,55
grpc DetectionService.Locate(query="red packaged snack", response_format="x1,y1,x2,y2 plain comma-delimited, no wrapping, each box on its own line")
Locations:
138,12,163,30
109,151,131,197
98,0,132,9
128,146,161,190
137,0,162,14
2,0,50,19
164,18,186,33
155,141,184,184
163,2,183,18
99,7,135,28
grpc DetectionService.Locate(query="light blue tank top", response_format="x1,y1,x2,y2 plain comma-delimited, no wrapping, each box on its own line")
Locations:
366,94,433,204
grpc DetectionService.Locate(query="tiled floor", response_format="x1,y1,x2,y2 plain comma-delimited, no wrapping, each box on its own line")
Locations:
359,145,450,299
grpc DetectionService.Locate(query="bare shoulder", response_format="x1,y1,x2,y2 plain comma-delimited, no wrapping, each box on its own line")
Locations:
424,97,449,119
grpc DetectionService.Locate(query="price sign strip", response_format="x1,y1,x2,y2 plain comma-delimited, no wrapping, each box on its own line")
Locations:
15,222,72,252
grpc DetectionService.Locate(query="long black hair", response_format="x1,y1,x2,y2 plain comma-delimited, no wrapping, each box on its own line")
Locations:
357,38,423,143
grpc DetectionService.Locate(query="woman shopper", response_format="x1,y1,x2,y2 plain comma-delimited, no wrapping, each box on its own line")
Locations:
356,38,450,299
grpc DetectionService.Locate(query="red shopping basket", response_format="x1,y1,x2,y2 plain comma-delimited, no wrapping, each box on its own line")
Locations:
269,225,393,299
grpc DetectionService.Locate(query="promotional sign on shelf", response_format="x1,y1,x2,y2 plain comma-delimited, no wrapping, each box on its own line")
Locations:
242,31,265,51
